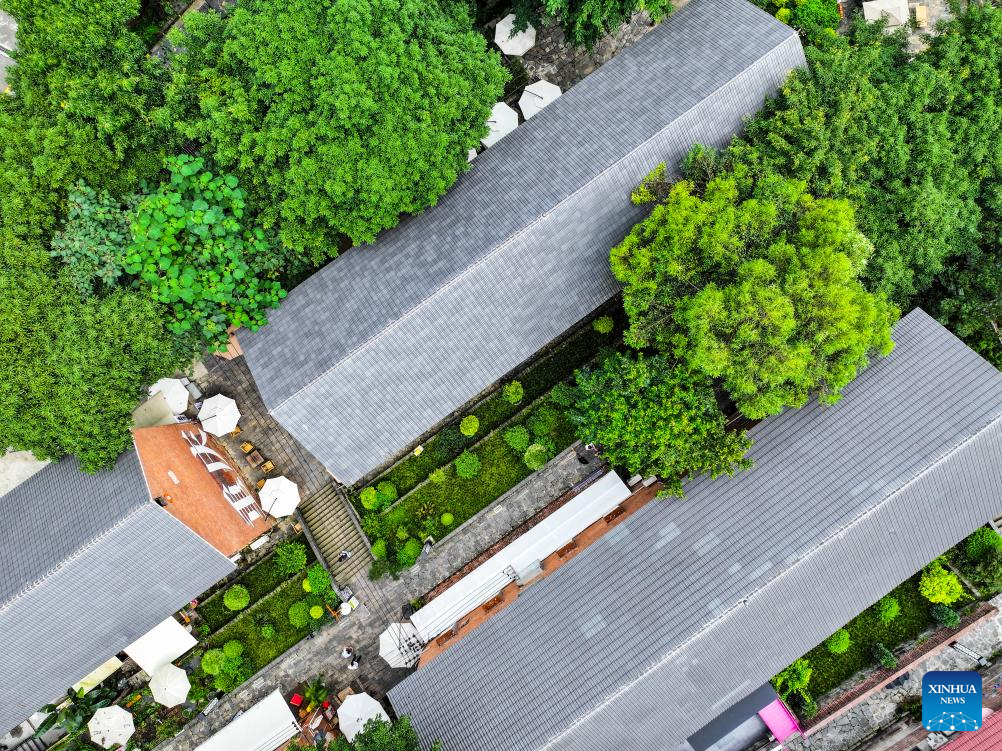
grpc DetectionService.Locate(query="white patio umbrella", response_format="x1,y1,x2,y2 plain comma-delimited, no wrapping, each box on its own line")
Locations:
481,102,519,148
149,378,189,414
494,13,536,56
378,622,422,668
337,692,390,742
197,394,240,436
259,476,301,517
518,80,562,120
87,706,135,749
149,663,191,708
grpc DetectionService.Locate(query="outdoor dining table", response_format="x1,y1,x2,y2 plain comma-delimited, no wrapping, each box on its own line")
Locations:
246,450,265,468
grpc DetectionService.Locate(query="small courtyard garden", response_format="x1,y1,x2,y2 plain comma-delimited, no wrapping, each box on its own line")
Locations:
354,311,621,576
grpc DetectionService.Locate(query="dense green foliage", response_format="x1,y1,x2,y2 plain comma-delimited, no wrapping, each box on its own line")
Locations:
515,0,672,49
930,604,960,628
327,716,441,751
876,595,900,625
273,541,308,576
612,172,896,419
966,527,1002,560
223,585,251,612
825,628,851,655
34,686,116,739
160,0,507,260
873,642,897,669
502,380,524,405
750,0,839,40
570,352,751,495
919,561,964,605
454,450,482,479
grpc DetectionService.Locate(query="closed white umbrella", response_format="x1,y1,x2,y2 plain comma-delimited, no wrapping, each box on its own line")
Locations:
338,693,390,742
481,102,519,148
150,378,189,414
378,622,422,668
518,80,562,120
494,13,536,56
88,706,135,749
198,394,240,436
260,476,301,517
149,663,191,708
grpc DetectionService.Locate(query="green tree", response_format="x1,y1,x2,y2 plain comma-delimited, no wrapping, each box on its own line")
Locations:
919,561,964,605
160,0,507,260
33,686,116,739
876,595,900,625
274,541,308,576
327,716,441,751
825,628,851,655
454,450,481,479
612,173,896,419
127,155,285,350
772,658,812,701
223,585,250,611
570,352,751,496
515,0,672,49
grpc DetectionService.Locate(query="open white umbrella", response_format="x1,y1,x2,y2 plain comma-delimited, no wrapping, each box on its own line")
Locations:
481,102,519,148
198,394,240,436
337,692,390,742
88,706,135,749
149,663,191,708
494,13,536,56
260,476,301,517
378,622,422,668
149,378,189,414
518,80,562,120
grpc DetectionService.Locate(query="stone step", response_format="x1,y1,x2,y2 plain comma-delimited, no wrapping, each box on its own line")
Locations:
300,483,372,586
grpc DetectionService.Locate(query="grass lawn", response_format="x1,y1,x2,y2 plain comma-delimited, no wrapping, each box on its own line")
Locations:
801,577,935,698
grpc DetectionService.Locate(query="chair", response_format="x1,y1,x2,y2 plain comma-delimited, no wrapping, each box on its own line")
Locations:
336,687,355,704
256,478,266,490
241,441,255,454
260,460,275,473
290,693,304,708
230,425,242,437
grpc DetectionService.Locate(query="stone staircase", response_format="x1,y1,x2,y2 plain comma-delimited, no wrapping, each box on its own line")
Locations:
299,484,372,586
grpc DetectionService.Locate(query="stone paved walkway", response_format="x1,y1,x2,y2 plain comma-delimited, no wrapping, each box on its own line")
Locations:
787,592,1002,751
155,445,598,750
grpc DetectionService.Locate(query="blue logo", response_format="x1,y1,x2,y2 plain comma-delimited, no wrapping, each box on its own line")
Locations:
922,671,982,731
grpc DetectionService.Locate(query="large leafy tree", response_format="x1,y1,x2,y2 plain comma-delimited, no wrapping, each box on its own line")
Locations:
612,172,896,419
327,716,441,751
160,0,508,261
570,352,751,496
515,0,673,49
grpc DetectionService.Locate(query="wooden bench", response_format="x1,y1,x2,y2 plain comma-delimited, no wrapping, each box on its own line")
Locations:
604,506,626,524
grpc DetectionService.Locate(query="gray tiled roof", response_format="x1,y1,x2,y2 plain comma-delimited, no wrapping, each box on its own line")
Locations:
241,0,806,485
388,310,1002,751
0,454,234,733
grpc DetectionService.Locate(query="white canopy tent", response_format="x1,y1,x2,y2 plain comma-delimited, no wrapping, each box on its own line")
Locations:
198,394,241,436
124,617,197,675
149,663,191,708
88,706,135,749
337,693,390,742
378,622,423,668
481,102,519,148
409,471,631,641
260,476,301,517
518,80,562,120
494,13,536,56
862,0,909,26
194,690,300,751
149,378,189,415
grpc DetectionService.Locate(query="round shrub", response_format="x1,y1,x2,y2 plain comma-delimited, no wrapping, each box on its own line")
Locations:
200,649,225,676
288,601,310,628
877,595,900,625
371,539,387,560
222,640,244,659
460,415,480,437
825,628,851,655
931,604,961,628
310,605,324,620
440,512,455,527
396,526,411,541
503,425,531,453
454,450,481,479
967,527,1002,560
429,467,446,484
776,7,792,23
302,578,312,592
376,481,398,507
260,624,276,639
920,562,964,605
306,563,334,600
223,585,250,612
397,538,424,568
273,540,308,576
549,382,576,407
502,380,524,405
359,487,378,510
592,315,614,334
528,405,559,438
873,642,897,670
523,443,549,471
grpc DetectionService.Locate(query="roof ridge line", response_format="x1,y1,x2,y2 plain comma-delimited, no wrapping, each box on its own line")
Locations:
0,502,154,614
269,34,800,415
538,403,1002,751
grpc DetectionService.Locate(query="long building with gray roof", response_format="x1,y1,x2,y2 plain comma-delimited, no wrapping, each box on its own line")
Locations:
241,0,806,485
0,451,234,733
388,309,1002,750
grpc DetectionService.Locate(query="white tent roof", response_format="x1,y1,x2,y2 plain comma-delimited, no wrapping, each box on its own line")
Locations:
150,378,189,415
124,617,197,675
149,663,191,708
494,13,536,56
260,476,301,517
518,80,562,120
409,471,630,641
862,0,909,26
337,692,390,742
198,394,241,436
194,689,300,751
88,706,135,749
379,622,422,668
481,102,519,148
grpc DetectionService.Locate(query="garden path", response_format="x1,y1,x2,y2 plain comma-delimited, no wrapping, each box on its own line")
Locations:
786,591,1002,751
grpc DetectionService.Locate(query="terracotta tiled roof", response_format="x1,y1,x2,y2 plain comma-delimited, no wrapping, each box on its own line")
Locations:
944,711,1002,751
